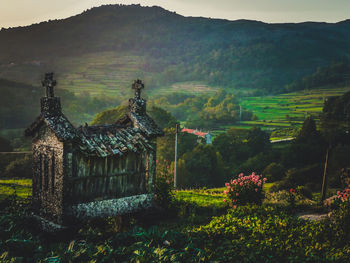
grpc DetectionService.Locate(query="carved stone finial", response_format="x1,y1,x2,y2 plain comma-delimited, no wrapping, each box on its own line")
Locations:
132,79,144,99
40,72,61,115
129,79,146,114
42,72,57,98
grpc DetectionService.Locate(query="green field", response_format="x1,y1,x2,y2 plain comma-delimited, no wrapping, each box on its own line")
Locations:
149,81,220,97
175,188,226,208
0,179,32,200
0,179,275,208
240,87,350,130
209,86,350,140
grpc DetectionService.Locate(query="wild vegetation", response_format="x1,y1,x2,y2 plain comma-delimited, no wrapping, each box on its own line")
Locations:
1,178,350,262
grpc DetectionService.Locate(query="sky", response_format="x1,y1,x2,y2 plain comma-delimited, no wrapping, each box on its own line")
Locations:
1,0,350,28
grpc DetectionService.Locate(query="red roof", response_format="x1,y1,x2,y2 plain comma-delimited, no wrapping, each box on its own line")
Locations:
194,131,208,137
181,128,195,133
181,128,208,138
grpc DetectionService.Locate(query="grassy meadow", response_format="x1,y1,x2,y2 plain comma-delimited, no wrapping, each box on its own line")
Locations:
0,179,31,200
0,180,278,206
240,86,350,129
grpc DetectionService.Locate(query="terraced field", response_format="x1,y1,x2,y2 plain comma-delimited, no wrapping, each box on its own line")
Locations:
54,54,220,98
150,81,220,97
238,86,350,131
55,52,148,98
206,86,350,139
242,87,350,122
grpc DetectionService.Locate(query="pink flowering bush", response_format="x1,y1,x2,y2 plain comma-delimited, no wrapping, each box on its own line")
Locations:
332,188,350,208
337,189,350,202
223,172,267,207
330,188,350,242
288,188,296,212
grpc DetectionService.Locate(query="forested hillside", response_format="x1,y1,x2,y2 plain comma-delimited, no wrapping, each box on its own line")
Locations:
0,4,350,93
0,78,116,128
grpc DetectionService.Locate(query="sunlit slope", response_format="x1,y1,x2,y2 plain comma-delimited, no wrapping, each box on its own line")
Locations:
240,86,350,129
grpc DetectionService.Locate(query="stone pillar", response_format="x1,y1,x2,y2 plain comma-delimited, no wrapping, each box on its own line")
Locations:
147,143,157,193
41,97,62,115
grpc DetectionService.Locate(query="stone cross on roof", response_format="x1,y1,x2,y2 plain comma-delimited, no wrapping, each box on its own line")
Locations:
42,72,57,98
132,79,144,99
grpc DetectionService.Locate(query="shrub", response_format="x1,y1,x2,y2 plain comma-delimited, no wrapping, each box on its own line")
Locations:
265,190,292,205
0,136,12,152
296,185,313,199
288,188,296,211
331,188,350,209
263,162,285,182
269,179,293,192
329,190,350,245
337,188,350,202
236,152,274,175
154,177,174,210
156,159,173,185
270,164,322,192
223,173,267,208
194,205,341,262
3,156,32,178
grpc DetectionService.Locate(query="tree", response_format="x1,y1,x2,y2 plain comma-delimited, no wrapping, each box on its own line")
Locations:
4,155,32,178
181,144,224,187
282,117,326,169
0,136,12,152
246,127,270,154
91,105,177,129
147,106,177,129
296,116,320,143
91,105,127,125
263,162,285,182
157,127,198,165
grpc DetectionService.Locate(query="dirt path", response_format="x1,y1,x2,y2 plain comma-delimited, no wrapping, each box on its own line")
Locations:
297,212,329,221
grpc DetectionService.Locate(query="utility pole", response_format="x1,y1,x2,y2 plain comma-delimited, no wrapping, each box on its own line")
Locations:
174,123,179,189
321,147,330,202
240,105,242,122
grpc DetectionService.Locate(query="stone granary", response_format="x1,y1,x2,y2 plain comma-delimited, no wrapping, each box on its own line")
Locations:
25,73,163,227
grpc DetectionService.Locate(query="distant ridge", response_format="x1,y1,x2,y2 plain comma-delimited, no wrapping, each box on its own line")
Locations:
0,4,349,92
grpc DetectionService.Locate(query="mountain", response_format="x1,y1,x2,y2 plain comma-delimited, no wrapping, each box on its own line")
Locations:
0,4,349,95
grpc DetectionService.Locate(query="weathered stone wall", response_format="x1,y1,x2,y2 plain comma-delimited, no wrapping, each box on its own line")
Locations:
66,193,154,220
32,125,64,224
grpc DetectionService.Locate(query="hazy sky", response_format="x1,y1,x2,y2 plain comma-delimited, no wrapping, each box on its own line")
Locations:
1,0,350,28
